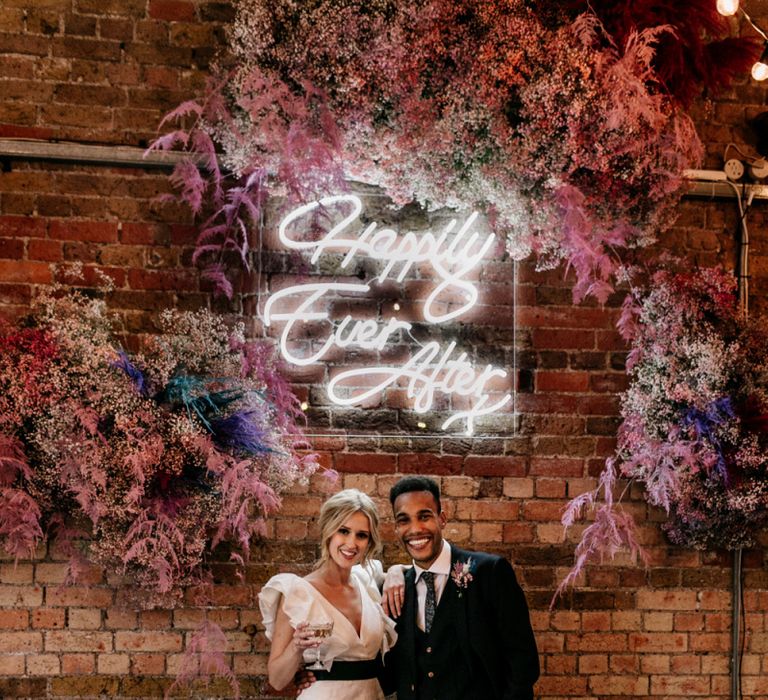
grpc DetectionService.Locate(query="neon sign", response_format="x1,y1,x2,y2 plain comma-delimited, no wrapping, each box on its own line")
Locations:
263,194,512,435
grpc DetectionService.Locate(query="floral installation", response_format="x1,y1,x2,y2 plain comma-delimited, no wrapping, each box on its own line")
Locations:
0,289,319,608
451,558,475,595
556,266,768,600
150,0,755,303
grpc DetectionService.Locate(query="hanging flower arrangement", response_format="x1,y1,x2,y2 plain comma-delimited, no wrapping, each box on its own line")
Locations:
151,0,754,303
557,267,768,598
0,291,318,608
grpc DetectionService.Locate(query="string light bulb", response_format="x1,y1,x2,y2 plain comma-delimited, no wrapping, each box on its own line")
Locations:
753,44,768,81
717,0,740,15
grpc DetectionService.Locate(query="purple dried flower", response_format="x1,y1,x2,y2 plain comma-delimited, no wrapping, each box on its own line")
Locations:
211,410,271,455
112,350,147,396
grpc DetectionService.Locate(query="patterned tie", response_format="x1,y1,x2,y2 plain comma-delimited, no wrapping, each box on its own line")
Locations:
421,571,436,634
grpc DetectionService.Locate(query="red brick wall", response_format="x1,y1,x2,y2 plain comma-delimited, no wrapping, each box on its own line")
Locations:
1,2,768,698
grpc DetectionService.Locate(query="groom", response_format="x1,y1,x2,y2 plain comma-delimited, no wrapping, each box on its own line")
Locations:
380,476,539,700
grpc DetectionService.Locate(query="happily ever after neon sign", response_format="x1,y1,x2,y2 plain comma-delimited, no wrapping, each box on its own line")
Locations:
263,194,513,435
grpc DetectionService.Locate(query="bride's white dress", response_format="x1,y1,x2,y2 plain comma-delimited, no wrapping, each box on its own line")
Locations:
258,562,397,700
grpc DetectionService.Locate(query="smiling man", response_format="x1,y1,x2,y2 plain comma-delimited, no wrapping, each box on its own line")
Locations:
380,476,539,700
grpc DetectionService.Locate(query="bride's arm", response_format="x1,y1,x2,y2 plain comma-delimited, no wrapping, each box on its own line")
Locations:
267,598,319,691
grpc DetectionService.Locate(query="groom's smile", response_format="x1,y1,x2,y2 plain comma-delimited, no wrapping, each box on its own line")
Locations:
393,490,447,568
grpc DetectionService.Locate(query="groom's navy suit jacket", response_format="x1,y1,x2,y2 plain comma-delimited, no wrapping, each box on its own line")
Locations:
381,545,539,700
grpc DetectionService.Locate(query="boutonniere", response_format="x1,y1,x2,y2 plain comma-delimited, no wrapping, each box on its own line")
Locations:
451,558,475,596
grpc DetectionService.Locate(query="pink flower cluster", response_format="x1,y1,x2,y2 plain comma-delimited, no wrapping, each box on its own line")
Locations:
558,267,768,600
618,268,768,549
0,291,318,608
146,0,756,302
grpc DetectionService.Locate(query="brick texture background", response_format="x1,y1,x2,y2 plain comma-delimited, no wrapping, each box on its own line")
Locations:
1,2,768,698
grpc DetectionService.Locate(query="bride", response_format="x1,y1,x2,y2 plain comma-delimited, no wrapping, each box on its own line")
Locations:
258,489,396,699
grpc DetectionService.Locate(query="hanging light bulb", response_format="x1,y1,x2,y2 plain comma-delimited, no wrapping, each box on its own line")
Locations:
717,0,739,15
752,44,768,81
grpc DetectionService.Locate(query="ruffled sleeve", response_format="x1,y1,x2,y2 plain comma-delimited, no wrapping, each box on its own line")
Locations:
257,574,352,670
258,573,317,641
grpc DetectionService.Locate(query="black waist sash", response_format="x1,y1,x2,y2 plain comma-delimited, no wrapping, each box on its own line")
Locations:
311,654,382,681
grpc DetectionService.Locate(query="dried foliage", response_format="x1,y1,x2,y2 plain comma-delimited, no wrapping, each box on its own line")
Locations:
558,268,768,599
151,0,750,300
0,291,318,607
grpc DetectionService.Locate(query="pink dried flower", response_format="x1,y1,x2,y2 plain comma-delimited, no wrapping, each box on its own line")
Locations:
557,266,768,601
0,290,317,612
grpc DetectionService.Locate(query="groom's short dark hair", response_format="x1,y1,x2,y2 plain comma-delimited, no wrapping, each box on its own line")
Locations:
389,476,442,513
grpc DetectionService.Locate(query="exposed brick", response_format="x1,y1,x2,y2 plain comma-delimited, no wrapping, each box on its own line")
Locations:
28,239,63,261
398,453,463,475
532,328,596,350
49,676,120,696
463,455,526,476
650,675,713,694
68,609,102,630
96,653,130,675
0,610,28,629
0,563,33,584
26,654,61,676
636,590,698,611
536,370,590,393
565,632,628,652
456,499,519,521
0,632,42,652
60,653,95,675
0,260,51,284
127,268,197,291
32,609,66,630
105,609,137,630
529,457,584,477
49,220,118,243
521,500,565,522
0,654,25,676
0,584,43,606
54,83,127,107
534,676,589,695
502,521,535,543
114,631,182,652
149,0,196,21
139,610,171,630
46,587,114,608
0,237,24,259
334,452,397,474
628,632,688,652
51,36,121,61
45,631,111,652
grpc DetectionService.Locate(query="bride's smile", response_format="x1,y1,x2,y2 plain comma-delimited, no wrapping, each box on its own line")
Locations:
328,512,371,569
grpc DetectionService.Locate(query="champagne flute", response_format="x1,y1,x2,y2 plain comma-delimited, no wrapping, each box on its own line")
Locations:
304,620,334,670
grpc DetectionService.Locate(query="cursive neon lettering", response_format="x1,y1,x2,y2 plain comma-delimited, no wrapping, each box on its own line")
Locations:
266,196,514,435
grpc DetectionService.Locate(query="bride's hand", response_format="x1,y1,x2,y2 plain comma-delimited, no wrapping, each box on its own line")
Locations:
292,622,321,655
382,564,406,618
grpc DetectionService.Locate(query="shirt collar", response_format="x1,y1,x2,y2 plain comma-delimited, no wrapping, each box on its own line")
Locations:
413,539,451,580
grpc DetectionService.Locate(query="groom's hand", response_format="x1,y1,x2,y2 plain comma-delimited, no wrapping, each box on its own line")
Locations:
293,669,316,694
382,564,406,618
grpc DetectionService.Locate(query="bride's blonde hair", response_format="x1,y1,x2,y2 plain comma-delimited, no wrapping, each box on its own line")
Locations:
318,489,381,568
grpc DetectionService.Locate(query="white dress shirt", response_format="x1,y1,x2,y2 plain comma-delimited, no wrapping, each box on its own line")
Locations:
412,539,451,632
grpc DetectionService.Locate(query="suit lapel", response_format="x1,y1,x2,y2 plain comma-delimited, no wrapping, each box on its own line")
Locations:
400,565,418,680
448,545,472,662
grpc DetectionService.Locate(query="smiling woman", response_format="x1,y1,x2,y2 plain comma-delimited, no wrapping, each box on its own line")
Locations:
258,489,397,699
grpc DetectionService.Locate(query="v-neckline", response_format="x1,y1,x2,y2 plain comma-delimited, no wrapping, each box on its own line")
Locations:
302,574,365,640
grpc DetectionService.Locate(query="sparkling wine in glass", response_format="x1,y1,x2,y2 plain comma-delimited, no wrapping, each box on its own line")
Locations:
304,620,334,670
